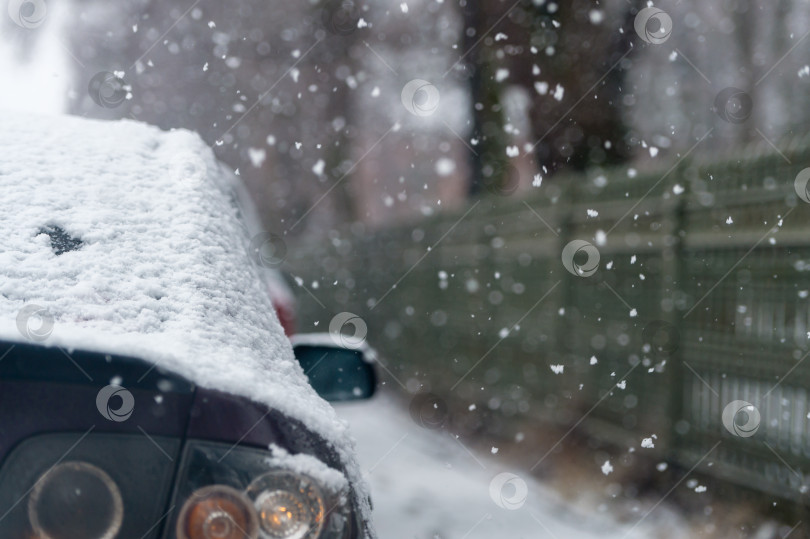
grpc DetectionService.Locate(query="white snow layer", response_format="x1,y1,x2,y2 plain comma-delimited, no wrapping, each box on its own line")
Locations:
336,395,689,539
0,112,370,527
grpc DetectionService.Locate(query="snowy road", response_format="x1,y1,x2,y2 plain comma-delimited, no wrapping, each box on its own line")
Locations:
335,395,688,539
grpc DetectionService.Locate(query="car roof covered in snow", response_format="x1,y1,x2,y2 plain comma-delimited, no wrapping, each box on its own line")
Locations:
0,112,368,517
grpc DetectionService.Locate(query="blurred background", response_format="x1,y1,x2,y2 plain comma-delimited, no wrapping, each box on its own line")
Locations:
9,0,810,231
5,0,810,536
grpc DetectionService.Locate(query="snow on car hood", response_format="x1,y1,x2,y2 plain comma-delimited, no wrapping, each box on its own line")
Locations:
0,112,371,527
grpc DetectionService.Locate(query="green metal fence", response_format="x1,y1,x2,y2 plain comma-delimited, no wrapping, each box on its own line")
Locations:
287,137,810,505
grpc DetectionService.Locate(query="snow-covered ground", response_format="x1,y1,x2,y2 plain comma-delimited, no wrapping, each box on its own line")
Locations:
336,394,689,539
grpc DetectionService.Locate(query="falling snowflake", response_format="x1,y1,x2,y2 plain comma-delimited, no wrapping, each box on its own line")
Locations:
534,82,549,95
248,148,266,168
435,158,456,176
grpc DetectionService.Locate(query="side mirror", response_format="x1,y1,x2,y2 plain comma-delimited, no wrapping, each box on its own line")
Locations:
292,342,377,402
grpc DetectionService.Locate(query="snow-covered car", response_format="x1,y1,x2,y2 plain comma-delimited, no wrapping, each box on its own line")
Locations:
0,113,376,539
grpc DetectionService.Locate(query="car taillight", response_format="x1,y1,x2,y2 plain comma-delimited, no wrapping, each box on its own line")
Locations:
167,442,353,539
0,433,181,539
246,472,325,539
28,461,124,539
176,485,259,539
